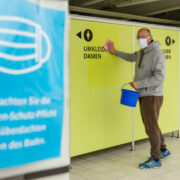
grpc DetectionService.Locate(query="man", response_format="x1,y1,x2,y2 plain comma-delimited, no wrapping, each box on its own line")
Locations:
104,28,171,169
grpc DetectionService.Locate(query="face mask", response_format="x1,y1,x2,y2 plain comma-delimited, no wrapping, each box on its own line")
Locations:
137,38,148,49
0,16,51,75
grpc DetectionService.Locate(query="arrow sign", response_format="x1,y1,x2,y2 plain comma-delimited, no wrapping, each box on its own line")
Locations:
76,31,81,39
165,36,176,46
172,39,175,44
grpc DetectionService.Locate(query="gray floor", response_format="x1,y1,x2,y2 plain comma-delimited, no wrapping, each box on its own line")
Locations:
70,133,180,180
2,133,180,180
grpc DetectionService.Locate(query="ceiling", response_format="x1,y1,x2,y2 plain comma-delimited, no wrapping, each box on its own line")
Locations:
69,0,180,27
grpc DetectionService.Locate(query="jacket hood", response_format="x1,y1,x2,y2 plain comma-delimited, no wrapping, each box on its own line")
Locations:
144,40,161,53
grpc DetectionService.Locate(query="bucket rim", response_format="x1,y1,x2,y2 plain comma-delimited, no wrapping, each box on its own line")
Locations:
121,88,140,95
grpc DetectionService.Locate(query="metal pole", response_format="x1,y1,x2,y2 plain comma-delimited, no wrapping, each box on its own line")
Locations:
178,30,180,139
131,25,135,151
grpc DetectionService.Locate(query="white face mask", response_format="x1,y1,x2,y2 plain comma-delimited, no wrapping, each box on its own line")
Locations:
137,38,148,49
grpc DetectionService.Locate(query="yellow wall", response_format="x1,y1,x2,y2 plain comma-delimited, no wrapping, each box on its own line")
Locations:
70,19,133,157
70,19,179,157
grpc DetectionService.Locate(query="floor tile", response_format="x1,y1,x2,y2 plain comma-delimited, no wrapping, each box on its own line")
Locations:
70,134,180,180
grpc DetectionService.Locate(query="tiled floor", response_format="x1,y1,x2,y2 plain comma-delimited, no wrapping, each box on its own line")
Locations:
70,133,180,180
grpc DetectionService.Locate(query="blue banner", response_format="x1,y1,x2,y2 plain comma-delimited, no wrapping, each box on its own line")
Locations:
0,0,65,168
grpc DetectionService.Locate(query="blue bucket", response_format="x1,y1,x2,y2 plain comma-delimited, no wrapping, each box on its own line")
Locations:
120,83,140,107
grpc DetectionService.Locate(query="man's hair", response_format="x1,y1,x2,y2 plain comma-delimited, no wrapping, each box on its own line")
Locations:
138,28,152,36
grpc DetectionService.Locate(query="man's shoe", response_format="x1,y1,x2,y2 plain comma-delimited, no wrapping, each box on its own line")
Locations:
139,157,161,169
160,149,171,159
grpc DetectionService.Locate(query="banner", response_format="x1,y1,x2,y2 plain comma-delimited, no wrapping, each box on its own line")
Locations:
0,0,66,168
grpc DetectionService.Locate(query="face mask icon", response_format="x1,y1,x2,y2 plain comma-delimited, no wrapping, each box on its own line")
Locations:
0,16,51,75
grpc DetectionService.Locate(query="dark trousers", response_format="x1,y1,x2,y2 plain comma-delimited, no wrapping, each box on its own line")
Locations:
139,96,166,159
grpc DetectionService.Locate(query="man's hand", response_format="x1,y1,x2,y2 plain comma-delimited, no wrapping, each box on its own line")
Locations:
104,39,117,55
129,81,138,90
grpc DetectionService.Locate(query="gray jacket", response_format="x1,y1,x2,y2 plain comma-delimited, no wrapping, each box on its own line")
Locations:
116,41,166,97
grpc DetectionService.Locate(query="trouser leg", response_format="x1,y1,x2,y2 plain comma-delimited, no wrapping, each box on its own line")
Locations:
139,96,165,159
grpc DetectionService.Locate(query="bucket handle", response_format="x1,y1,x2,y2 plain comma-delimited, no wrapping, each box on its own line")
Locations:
121,83,138,92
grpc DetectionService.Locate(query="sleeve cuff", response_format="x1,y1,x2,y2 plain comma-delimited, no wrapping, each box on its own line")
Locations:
137,81,144,89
